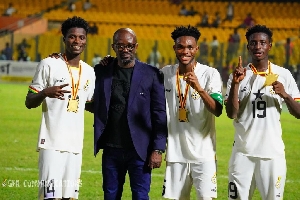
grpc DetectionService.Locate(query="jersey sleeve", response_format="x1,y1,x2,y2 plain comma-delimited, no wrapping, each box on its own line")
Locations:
224,73,233,104
224,70,258,105
86,69,95,103
28,60,50,93
208,68,223,105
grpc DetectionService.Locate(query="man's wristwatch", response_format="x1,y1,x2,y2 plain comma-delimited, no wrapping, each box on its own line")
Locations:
154,150,164,155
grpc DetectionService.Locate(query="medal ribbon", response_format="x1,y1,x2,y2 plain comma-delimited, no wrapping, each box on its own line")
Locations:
63,55,82,100
176,70,190,109
250,61,271,76
176,62,197,109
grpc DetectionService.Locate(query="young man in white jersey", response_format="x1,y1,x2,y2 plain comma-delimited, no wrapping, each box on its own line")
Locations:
161,25,223,200
225,24,300,200
25,16,95,200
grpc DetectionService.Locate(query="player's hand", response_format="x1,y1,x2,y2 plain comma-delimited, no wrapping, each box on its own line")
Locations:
232,56,246,84
94,55,114,75
272,81,288,99
184,71,203,92
148,151,162,169
42,84,71,100
48,52,61,59
99,55,114,66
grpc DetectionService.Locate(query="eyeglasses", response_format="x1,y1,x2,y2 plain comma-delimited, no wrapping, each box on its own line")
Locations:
113,43,136,51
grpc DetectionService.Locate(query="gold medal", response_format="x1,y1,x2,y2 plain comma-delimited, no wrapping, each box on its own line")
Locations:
178,108,188,122
250,61,278,89
176,62,197,123
63,55,82,113
67,98,79,113
264,73,278,87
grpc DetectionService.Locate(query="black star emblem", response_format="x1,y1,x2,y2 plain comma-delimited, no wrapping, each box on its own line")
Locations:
253,89,264,100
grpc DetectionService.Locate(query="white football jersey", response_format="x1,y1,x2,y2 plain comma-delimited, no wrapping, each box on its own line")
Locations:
161,63,223,163
28,56,95,153
225,62,300,158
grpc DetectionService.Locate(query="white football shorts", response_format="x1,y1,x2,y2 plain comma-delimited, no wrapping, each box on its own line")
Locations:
228,152,286,200
163,161,217,199
38,149,82,200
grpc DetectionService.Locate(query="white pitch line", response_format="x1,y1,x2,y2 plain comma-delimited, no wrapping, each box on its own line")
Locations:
2,167,299,183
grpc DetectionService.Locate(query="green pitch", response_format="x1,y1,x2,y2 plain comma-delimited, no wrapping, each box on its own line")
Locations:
0,82,299,199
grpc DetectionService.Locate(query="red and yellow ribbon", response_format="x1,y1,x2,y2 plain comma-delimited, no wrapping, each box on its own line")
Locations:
63,54,82,100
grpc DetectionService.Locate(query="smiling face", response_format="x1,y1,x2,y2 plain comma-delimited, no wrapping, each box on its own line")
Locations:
64,27,87,57
112,29,138,67
247,32,272,62
173,36,199,66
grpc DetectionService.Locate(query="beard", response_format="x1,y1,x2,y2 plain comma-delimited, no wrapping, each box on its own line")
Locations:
121,59,132,65
120,55,135,66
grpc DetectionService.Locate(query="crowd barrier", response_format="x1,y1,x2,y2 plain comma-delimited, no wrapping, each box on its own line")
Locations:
0,60,38,82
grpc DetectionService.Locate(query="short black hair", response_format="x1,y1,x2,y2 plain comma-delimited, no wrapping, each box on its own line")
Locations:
61,16,89,37
245,24,273,43
171,25,201,42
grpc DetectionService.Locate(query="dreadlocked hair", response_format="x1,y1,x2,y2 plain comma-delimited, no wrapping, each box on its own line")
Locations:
61,16,89,37
171,25,201,42
245,24,273,43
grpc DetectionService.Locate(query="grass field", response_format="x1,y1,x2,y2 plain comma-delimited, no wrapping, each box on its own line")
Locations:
0,82,299,200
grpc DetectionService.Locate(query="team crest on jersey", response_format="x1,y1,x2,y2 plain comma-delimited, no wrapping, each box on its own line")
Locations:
40,139,45,144
191,90,200,100
269,87,276,95
211,173,217,184
275,176,281,189
83,80,90,91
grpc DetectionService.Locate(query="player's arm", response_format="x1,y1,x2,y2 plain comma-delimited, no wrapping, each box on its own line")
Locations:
184,70,223,117
97,55,114,67
225,79,240,119
282,95,300,119
203,94,223,117
272,81,300,119
226,56,246,119
94,55,115,77
193,84,222,117
25,91,47,109
25,84,70,109
84,69,96,113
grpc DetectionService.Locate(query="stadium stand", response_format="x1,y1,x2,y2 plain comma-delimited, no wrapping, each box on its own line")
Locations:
0,0,299,70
